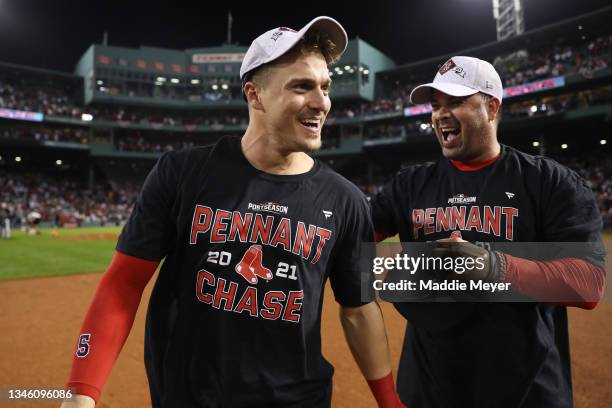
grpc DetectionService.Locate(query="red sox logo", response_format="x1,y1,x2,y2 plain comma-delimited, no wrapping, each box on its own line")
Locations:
235,245,273,284
439,59,457,75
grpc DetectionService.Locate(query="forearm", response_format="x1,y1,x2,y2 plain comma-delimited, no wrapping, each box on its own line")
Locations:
66,251,158,402
339,302,392,380
503,254,606,309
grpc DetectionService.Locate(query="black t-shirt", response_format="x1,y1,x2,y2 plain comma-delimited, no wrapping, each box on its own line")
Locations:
117,135,373,408
371,144,604,408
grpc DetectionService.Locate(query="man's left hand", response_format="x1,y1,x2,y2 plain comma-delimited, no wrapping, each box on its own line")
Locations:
432,237,503,282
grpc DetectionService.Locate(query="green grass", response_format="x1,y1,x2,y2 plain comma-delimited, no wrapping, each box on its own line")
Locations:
0,228,609,281
0,226,121,280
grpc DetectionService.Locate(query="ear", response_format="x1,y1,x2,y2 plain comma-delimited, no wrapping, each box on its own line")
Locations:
244,81,265,111
487,97,501,123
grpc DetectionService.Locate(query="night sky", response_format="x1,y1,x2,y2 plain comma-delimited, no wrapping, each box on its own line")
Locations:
0,0,610,72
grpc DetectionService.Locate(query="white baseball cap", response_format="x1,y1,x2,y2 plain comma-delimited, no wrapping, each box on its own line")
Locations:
410,56,503,104
240,16,348,84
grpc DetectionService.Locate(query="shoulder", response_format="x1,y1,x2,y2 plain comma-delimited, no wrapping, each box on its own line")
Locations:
387,160,441,193
502,145,588,190
316,162,369,210
154,143,218,181
163,143,216,166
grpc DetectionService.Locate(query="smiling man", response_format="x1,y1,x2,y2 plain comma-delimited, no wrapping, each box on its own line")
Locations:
372,56,605,407
61,17,403,408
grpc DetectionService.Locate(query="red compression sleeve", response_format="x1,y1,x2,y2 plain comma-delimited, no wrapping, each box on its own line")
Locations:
66,251,159,402
375,231,388,243
503,255,606,309
367,372,405,408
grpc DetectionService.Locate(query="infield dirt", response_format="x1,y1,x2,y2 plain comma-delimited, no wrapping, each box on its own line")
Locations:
0,275,610,407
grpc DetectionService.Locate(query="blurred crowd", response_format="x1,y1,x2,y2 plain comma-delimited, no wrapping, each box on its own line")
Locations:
115,135,198,153
359,34,612,116
1,35,609,128
1,151,610,229
4,85,609,152
0,125,88,144
0,172,138,228
561,156,612,222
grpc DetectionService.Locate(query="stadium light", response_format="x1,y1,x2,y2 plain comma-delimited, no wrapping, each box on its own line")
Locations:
212,84,219,90
601,139,607,145
15,156,22,162
96,80,103,85
532,141,540,147
344,65,351,70
56,159,63,166
81,113,93,122
156,77,167,82
154,82,163,86
191,79,200,85
99,87,107,92
359,66,364,71
530,105,538,113
561,144,568,149
170,78,180,84
363,70,369,75
221,84,229,90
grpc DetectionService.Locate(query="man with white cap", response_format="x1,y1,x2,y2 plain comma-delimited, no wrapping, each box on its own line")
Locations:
372,56,605,407
62,17,403,408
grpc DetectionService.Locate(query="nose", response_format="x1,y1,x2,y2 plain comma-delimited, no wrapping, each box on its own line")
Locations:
432,104,451,125
307,88,330,113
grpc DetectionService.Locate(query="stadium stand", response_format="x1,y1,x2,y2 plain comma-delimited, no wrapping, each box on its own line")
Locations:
0,6,611,227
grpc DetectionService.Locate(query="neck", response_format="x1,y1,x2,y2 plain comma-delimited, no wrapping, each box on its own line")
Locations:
450,141,502,171
241,126,314,175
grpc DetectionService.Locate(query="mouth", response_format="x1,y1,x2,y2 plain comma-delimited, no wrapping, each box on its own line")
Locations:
298,118,322,134
439,125,462,147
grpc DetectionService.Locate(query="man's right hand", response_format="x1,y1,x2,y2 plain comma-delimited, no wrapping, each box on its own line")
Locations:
60,394,95,408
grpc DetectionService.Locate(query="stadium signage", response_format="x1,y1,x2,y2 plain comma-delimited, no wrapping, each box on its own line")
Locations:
192,53,246,64
0,108,44,122
404,105,432,117
503,76,565,98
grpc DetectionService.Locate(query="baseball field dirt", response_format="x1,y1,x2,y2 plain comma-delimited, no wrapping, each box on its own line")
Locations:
0,273,610,408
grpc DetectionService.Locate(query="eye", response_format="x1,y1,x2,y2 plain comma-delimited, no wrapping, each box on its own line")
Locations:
294,83,310,92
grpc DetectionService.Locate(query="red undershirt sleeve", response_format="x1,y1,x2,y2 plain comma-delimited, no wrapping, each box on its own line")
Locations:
503,254,606,310
375,230,389,243
66,250,159,402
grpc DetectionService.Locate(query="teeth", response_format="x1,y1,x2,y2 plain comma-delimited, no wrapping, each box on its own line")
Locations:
301,119,319,128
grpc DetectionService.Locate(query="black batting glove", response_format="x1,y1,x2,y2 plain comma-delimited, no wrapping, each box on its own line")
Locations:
431,239,505,282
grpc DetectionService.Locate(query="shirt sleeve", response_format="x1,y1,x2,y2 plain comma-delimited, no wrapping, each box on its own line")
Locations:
539,160,606,266
116,151,180,261
370,175,401,240
329,193,376,307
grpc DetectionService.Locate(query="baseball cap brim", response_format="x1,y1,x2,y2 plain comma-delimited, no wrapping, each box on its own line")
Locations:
410,83,479,105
